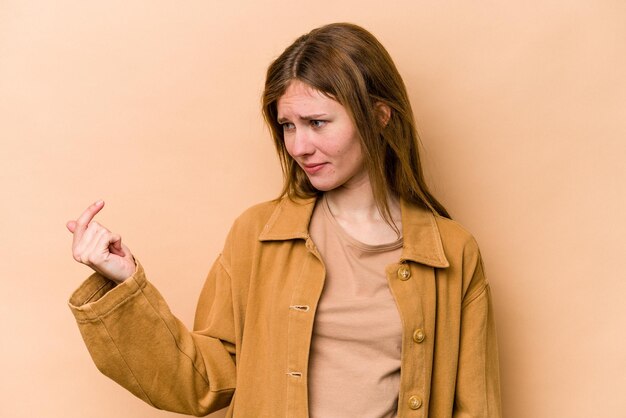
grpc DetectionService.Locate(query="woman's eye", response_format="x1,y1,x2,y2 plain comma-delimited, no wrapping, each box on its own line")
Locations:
281,122,295,131
311,120,326,128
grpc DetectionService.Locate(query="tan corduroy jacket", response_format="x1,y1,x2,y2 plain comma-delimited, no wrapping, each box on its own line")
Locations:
69,197,502,417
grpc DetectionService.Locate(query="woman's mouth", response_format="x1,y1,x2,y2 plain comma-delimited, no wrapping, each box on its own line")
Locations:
301,162,326,175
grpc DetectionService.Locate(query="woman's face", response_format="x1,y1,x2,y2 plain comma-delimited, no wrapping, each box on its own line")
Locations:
277,80,368,192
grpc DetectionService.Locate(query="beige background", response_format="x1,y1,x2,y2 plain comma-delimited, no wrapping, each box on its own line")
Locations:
1,1,625,417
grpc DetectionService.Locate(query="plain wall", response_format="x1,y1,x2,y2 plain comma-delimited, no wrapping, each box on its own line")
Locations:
1,1,625,417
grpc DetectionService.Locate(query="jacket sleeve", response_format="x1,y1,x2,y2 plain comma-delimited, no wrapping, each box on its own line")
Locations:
68,258,237,417
453,244,502,418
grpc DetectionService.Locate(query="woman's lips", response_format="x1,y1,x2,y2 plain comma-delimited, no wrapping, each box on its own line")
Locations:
301,162,326,175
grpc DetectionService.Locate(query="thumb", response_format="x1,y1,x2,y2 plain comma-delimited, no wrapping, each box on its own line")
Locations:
109,234,127,257
66,220,77,233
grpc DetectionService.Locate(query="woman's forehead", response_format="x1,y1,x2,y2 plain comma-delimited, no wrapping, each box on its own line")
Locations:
277,81,343,118
282,80,324,99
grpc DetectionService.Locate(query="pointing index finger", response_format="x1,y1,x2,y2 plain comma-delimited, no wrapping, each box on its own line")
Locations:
72,200,105,243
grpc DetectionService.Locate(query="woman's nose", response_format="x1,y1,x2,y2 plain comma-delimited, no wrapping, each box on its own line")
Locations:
289,128,314,157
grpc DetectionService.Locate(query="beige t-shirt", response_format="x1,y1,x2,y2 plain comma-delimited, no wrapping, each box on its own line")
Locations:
308,196,403,418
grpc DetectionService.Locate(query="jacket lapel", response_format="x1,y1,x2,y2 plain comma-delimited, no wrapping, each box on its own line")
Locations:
258,196,317,242
400,199,450,268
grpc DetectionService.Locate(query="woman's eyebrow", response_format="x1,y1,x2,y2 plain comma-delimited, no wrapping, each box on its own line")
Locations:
277,113,328,123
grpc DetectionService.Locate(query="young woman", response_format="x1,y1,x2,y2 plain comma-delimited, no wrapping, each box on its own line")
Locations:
68,23,501,417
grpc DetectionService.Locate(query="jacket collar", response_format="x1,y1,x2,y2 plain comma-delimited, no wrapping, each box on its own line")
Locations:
258,196,449,268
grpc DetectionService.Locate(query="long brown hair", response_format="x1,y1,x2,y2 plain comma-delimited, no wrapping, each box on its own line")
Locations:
262,22,450,220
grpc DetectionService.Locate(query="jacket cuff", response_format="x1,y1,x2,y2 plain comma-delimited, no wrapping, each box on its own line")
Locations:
68,261,148,322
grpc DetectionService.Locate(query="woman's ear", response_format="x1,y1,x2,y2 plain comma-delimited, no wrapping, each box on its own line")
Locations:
375,102,391,128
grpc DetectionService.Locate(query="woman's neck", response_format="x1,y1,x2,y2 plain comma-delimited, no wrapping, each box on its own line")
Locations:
324,180,402,244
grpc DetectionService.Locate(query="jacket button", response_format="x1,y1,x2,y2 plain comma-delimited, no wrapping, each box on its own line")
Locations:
408,395,422,410
412,329,426,343
397,265,411,280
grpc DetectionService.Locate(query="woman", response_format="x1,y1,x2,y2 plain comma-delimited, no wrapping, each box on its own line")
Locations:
68,23,501,417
